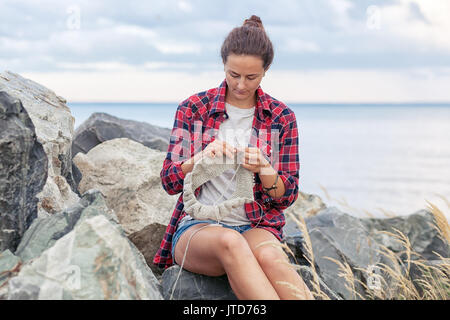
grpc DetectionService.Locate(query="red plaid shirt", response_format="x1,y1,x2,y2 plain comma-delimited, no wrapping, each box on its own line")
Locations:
153,79,300,269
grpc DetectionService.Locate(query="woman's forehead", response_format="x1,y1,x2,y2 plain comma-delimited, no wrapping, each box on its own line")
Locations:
225,54,264,73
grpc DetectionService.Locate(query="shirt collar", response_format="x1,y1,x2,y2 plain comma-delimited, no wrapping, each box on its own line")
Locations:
209,79,272,120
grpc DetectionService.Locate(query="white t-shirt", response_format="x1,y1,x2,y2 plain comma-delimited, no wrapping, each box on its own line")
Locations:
181,102,255,226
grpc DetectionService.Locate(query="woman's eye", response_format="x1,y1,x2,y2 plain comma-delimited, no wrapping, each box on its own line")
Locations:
231,74,239,78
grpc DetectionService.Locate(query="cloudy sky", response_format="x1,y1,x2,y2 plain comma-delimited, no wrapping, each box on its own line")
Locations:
1,0,450,102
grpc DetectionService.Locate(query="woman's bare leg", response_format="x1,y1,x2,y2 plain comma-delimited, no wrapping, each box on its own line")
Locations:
173,223,280,299
242,228,315,300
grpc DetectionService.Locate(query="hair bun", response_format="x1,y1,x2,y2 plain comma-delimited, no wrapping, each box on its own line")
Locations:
243,15,264,30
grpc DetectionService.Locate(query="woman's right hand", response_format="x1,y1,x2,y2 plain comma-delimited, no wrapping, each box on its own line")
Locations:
201,139,237,161
182,139,237,176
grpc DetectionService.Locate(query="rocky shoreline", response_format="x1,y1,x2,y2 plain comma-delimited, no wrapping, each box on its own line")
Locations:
1,71,449,300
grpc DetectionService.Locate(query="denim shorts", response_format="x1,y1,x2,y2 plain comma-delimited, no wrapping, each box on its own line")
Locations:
171,219,252,260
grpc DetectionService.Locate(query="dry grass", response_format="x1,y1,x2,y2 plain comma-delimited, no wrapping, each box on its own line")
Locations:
278,190,450,300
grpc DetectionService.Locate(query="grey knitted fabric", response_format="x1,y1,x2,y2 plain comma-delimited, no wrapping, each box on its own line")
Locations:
183,151,255,221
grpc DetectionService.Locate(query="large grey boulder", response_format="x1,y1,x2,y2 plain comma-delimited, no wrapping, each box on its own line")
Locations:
161,263,341,300
0,91,48,252
301,206,449,300
14,189,114,263
304,207,386,300
0,250,22,299
161,265,237,300
128,223,167,278
285,191,326,218
0,71,80,217
360,209,449,261
296,265,342,300
73,138,177,235
72,112,171,158
7,189,163,300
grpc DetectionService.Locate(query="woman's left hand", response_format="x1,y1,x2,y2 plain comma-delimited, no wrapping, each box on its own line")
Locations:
238,146,272,174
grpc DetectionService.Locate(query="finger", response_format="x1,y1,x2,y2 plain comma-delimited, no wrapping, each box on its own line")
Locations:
218,142,235,159
244,146,258,153
241,162,258,173
245,153,260,165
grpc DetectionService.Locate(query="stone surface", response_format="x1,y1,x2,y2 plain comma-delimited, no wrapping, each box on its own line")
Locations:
72,112,171,159
73,138,177,235
0,249,22,298
360,209,450,261
285,191,327,218
7,189,163,300
128,223,167,278
161,262,341,300
0,91,48,252
14,189,116,263
161,265,237,300
296,265,342,300
0,71,80,217
304,207,385,300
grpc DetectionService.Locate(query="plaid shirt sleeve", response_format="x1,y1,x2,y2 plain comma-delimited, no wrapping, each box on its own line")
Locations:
259,109,300,211
160,101,190,195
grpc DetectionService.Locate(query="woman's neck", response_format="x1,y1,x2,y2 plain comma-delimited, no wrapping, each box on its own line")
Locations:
225,92,257,109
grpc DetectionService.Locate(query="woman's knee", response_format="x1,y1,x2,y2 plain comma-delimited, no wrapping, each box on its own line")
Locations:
253,245,288,272
216,229,253,263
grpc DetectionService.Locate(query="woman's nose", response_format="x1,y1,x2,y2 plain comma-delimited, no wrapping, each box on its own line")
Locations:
237,78,246,89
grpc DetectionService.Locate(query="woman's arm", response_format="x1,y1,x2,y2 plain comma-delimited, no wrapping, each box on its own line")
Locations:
260,111,300,211
259,165,285,199
160,103,191,195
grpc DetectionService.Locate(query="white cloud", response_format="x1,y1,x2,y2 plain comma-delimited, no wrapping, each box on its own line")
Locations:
283,38,321,53
378,0,450,52
153,41,202,54
328,0,354,30
20,67,450,103
177,0,193,13
114,24,158,38
1,0,450,101
264,68,450,103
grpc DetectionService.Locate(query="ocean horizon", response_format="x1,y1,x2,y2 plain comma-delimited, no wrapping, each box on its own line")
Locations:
68,102,450,221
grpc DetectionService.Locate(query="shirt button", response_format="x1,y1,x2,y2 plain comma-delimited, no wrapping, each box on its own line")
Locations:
264,198,271,203
223,114,227,119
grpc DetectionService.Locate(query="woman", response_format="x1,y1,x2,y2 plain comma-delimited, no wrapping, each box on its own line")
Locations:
154,15,314,300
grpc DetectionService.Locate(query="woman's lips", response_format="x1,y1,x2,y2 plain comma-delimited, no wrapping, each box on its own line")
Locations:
235,90,246,95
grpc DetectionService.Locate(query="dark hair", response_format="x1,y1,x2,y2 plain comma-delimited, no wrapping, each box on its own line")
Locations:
221,15,274,71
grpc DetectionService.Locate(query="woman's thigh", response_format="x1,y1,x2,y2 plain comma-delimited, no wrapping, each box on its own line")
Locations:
242,228,288,263
173,223,237,277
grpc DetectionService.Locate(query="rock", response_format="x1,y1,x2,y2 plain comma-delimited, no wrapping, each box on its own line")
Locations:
296,265,342,300
128,223,167,278
282,191,326,266
0,71,80,217
161,263,341,301
285,191,327,218
73,138,177,235
304,207,385,300
161,265,237,300
72,112,171,159
360,209,450,261
7,189,163,300
14,189,117,263
283,213,310,267
0,91,48,252
408,259,449,297
0,250,22,299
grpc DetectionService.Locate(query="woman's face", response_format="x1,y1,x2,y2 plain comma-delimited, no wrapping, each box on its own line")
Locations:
224,54,266,105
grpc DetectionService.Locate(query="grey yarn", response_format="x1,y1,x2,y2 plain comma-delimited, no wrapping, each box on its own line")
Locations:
183,151,255,221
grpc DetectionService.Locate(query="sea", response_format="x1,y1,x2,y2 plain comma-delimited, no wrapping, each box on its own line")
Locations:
68,102,450,221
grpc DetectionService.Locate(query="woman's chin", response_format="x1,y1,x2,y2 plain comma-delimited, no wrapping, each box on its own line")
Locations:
232,92,249,101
